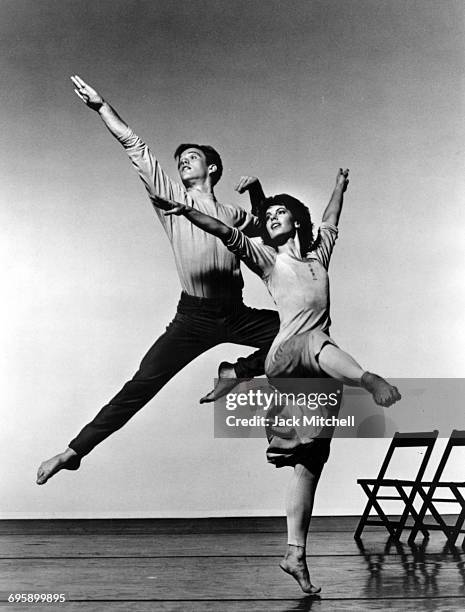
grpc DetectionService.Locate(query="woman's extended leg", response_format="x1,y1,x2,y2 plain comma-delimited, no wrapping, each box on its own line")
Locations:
318,344,401,406
280,462,322,595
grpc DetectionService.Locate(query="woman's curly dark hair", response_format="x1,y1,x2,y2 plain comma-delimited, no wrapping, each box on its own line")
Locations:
257,194,319,255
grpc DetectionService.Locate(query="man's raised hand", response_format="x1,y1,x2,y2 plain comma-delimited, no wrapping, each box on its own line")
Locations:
71,75,104,111
235,176,261,194
336,168,349,192
235,176,266,214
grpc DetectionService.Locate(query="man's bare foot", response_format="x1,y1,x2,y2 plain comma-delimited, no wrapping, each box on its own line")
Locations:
361,372,401,407
279,545,321,595
36,448,81,485
200,361,242,403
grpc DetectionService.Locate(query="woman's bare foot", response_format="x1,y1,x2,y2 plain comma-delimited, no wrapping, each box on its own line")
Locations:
199,361,241,403
361,372,401,407
279,545,321,595
36,448,81,485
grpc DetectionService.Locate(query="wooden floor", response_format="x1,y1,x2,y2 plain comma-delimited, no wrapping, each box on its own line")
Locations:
1,517,465,611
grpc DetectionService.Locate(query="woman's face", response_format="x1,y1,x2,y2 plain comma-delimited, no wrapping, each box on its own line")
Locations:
265,204,296,242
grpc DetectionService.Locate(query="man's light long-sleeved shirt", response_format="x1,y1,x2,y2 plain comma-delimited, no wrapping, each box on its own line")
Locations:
118,128,260,299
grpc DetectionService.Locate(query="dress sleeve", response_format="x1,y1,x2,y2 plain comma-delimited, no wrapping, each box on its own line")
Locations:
311,223,339,269
117,127,188,239
223,228,276,277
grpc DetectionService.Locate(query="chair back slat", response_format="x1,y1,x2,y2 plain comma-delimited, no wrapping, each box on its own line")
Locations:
376,430,438,481
432,429,465,483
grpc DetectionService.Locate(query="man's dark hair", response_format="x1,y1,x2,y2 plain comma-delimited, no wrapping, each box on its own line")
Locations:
257,194,318,255
174,143,223,186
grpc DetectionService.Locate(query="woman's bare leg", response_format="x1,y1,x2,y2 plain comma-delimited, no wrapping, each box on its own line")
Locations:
318,344,401,406
280,463,322,594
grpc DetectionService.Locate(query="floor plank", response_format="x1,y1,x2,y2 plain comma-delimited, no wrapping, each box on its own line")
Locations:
2,556,465,600
0,531,462,558
1,599,465,612
0,516,416,536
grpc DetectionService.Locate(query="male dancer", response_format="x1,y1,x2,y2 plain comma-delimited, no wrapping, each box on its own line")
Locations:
36,75,279,484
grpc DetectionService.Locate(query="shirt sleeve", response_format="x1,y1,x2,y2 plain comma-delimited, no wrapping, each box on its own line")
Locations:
311,223,339,269
116,127,188,239
223,227,276,277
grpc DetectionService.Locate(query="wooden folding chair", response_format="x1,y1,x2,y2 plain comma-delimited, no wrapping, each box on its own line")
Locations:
354,430,439,540
408,430,465,546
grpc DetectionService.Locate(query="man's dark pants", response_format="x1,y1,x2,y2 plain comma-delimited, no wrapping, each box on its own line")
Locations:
69,292,280,456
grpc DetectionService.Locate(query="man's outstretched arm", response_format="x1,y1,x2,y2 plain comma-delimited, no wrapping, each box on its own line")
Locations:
71,75,130,140
70,75,186,220
321,168,349,227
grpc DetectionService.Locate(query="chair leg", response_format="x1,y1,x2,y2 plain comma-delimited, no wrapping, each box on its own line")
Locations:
355,483,396,540
450,487,465,546
427,498,458,545
355,492,374,540
395,484,428,540
408,486,431,545
370,497,399,539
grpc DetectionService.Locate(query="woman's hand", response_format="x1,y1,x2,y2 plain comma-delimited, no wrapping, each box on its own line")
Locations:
150,195,188,215
335,168,349,192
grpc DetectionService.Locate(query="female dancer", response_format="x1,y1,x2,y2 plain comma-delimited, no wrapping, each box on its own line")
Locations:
153,169,401,594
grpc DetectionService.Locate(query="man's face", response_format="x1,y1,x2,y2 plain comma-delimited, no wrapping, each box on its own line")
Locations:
177,148,210,184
